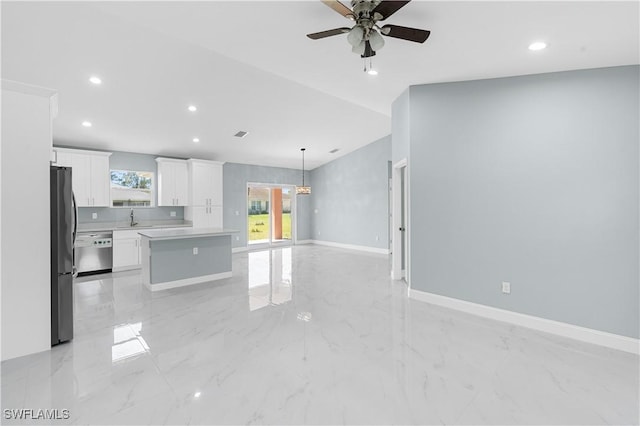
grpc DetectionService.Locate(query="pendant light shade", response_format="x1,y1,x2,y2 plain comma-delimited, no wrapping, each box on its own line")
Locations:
296,148,311,195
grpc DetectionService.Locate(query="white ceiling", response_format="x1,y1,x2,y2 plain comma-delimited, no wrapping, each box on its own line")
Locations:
2,1,638,170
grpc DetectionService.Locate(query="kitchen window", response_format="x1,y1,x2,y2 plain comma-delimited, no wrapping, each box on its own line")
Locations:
110,170,154,207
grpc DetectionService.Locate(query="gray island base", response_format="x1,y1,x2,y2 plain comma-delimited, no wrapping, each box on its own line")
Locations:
138,228,238,291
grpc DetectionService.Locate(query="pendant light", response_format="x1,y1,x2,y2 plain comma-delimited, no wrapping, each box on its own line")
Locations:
296,148,311,195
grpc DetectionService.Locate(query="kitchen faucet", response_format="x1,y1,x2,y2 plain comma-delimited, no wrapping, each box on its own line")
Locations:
130,208,138,227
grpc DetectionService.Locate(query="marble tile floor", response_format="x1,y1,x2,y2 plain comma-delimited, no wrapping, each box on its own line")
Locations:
1,245,638,425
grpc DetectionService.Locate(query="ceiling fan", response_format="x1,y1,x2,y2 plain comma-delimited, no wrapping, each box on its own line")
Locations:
307,0,430,59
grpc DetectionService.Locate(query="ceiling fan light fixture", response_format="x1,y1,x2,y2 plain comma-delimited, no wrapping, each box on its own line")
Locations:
369,29,385,51
352,40,366,55
347,25,364,47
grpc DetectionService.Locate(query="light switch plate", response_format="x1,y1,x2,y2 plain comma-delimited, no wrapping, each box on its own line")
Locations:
92,212,98,219
170,211,176,217
193,247,198,255
502,281,511,294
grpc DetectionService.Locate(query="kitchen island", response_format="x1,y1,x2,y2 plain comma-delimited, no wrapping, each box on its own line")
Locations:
138,228,238,291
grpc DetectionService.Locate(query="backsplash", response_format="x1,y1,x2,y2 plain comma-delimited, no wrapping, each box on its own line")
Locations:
78,206,184,223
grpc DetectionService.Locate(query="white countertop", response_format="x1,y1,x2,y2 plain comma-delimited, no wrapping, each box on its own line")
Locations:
138,227,238,240
77,220,192,233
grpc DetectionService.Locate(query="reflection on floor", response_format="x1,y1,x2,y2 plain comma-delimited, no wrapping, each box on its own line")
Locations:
1,245,638,425
248,247,292,311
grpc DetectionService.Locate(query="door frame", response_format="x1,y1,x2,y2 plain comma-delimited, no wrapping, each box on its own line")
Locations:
246,182,296,250
391,159,409,285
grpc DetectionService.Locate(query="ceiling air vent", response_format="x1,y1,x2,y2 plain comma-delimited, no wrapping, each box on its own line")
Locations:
234,131,249,138
329,148,340,154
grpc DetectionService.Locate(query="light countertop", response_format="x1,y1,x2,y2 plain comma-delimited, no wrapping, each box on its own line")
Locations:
77,220,192,233
138,227,238,241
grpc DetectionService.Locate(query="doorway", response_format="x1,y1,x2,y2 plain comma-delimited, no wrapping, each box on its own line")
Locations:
247,184,295,249
391,160,409,283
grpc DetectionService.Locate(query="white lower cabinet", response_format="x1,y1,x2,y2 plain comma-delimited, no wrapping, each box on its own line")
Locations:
113,227,192,271
113,230,141,271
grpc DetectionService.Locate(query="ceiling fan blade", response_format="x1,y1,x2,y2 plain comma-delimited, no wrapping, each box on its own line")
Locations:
361,40,376,58
380,24,430,43
307,27,351,40
321,0,355,20
371,0,411,20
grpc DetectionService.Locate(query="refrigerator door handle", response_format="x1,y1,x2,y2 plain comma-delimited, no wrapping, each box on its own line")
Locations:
72,191,78,278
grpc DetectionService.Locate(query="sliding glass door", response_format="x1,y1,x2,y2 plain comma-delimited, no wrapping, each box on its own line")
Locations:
247,184,294,248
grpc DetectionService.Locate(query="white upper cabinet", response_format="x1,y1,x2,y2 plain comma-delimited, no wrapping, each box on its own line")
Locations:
90,154,111,206
156,158,188,206
53,148,111,207
186,159,224,228
188,159,224,207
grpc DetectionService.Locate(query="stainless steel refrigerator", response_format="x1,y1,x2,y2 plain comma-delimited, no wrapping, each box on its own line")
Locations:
50,166,77,345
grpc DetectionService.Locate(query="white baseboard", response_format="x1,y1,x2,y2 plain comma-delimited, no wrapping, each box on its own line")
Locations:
232,247,248,253
311,240,390,255
295,239,313,245
409,289,639,355
112,264,142,273
145,271,232,292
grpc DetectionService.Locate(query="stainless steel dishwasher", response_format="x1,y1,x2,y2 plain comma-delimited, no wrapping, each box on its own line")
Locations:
75,232,113,275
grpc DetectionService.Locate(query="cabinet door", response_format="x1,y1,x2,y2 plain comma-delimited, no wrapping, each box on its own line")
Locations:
53,149,73,167
71,153,92,206
113,237,139,269
90,155,111,207
210,164,223,206
191,162,212,206
157,161,175,206
209,206,223,228
189,206,208,228
174,161,189,206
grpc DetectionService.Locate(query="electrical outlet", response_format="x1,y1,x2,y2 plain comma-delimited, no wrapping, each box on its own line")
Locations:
502,281,511,294
92,212,98,219
193,247,198,255
236,236,240,241
170,211,176,217
318,231,321,236
375,235,379,241
235,211,239,216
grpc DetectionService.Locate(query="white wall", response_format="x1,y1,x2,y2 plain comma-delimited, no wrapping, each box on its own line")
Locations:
1,81,57,360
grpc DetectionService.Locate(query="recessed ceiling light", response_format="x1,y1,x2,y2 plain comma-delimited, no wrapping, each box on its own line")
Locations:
89,76,102,85
194,391,201,398
188,105,197,112
192,138,200,143
82,121,92,127
367,69,378,76
528,41,547,51
234,131,249,138
329,148,340,154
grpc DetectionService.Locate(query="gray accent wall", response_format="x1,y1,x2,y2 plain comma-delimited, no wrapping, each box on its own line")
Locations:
66,149,185,223
223,163,312,248
310,136,391,250
402,66,639,338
